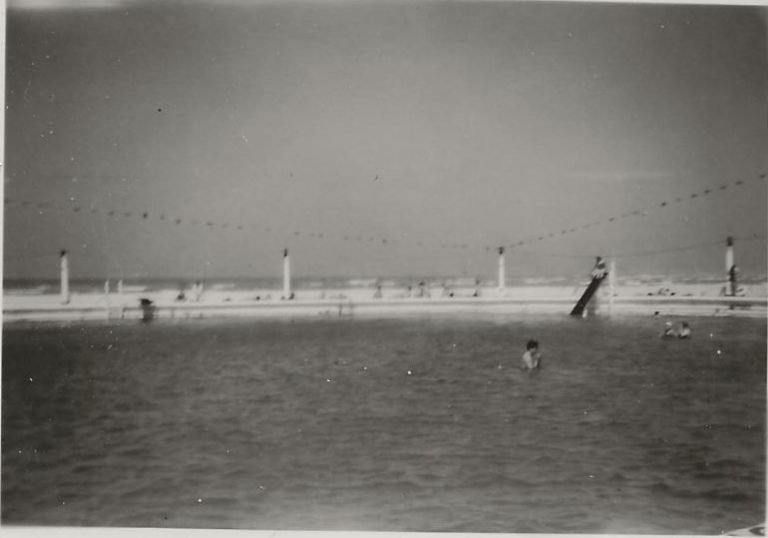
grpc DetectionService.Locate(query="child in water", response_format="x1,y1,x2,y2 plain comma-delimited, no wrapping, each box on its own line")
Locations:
522,340,542,371
660,321,691,339
661,321,677,338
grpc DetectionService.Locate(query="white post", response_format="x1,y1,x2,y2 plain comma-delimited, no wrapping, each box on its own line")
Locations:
497,246,505,293
104,279,110,319
116,279,124,318
283,248,291,299
60,250,70,304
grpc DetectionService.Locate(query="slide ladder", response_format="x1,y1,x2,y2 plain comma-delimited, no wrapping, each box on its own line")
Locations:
570,273,607,316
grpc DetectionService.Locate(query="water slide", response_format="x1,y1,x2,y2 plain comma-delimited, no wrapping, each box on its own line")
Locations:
570,273,607,316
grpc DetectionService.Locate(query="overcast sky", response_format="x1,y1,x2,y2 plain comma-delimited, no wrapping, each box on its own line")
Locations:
4,0,767,281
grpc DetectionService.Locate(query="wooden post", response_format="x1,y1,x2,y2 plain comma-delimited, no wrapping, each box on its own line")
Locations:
60,250,70,304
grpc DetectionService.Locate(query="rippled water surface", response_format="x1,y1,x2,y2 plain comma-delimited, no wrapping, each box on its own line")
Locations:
2,314,765,533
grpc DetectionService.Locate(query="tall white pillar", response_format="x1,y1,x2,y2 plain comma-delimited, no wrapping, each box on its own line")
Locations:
282,248,291,299
104,279,111,319
726,236,736,296
497,246,505,292
60,249,70,304
608,259,616,315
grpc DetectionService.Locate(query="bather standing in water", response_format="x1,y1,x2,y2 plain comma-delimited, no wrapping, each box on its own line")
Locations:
522,339,542,371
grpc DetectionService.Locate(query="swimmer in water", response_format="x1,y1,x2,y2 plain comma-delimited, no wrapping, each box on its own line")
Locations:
660,321,677,338
522,339,541,371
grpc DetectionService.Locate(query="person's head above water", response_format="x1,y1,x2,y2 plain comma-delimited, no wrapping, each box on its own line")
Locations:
526,339,539,350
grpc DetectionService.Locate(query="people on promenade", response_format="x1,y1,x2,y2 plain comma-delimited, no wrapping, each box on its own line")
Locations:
522,340,542,371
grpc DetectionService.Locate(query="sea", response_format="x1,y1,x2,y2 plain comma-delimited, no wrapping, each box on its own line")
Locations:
1,313,765,533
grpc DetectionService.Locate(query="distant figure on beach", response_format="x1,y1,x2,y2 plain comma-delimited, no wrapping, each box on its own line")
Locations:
441,283,452,298
729,264,739,296
521,340,542,371
417,281,430,298
678,321,691,339
373,285,382,299
192,281,204,302
139,298,155,322
591,256,608,279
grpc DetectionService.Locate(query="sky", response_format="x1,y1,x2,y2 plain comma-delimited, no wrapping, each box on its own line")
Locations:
3,0,767,281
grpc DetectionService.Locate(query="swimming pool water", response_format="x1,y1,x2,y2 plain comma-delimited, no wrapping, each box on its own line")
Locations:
2,314,765,533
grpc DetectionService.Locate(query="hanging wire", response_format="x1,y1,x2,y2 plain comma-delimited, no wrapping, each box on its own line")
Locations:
3,171,765,257
504,172,766,250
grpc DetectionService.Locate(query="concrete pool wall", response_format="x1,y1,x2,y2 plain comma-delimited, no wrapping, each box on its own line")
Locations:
4,287,766,322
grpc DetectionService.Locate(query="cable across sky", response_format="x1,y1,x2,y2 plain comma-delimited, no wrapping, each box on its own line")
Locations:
5,171,765,261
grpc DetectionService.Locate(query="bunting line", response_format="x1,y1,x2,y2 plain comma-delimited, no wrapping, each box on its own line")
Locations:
4,171,765,254
493,172,766,251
